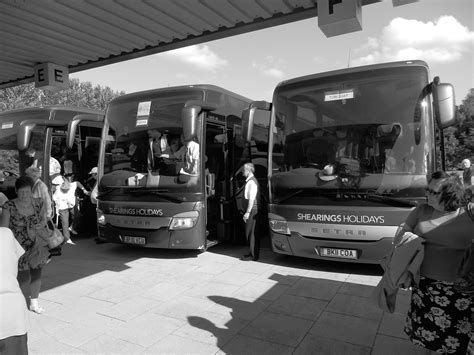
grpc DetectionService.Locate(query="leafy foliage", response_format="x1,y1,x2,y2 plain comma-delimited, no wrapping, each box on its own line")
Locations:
445,89,474,169
0,78,125,112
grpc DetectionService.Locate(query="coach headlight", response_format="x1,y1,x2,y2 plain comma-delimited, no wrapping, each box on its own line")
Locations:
97,209,106,226
169,211,199,230
268,213,291,235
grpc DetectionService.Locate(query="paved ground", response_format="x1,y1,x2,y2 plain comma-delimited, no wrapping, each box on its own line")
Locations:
27,235,426,354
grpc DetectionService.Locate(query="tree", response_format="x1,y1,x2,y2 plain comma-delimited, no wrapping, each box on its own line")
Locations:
444,89,474,169
0,78,125,112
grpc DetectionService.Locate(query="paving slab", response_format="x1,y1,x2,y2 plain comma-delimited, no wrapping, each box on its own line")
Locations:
294,333,371,355
326,293,384,321
372,334,427,355
104,312,185,348
231,279,290,301
218,334,294,355
79,335,146,354
147,334,220,354
267,293,328,320
309,311,379,347
287,278,342,300
25,238,429,354
239,311,313,347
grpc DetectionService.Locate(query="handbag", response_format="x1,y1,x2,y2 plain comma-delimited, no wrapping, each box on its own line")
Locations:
453,203,474,295
28,215,64,250
46,226,64,249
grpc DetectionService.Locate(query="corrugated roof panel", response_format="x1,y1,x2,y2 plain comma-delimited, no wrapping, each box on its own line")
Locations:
230,0,273,20
139,1,201,38
0,0,381,88
185,0,242,30
183,0,236,28
288,0,317,9
1,18,108,60
85,0,169,43
114,0,175,41
1,32,91,63
257,0,293,15
201,0,254,24
31,0,141,50
148,0,212,37
63,0,153,48
18,2,126,54
157,0,220,33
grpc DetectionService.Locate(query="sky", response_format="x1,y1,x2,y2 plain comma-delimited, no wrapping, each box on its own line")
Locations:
71,0,474,105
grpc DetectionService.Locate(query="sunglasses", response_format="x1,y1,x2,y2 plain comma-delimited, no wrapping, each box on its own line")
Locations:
425,188,441,196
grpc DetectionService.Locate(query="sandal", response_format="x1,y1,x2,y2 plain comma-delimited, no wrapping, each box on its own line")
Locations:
29,303,45,314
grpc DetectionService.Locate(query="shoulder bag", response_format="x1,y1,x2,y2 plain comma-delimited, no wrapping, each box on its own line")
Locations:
453,203,474,295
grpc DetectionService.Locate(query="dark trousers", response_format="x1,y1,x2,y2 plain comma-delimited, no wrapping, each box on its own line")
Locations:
0,334,28,355
245,208,260,259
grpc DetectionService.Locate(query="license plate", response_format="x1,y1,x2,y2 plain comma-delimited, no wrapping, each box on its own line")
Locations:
123,236,146,245
320,247,357,260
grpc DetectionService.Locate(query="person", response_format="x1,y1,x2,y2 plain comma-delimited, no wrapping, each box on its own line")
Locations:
24,148,37,170
397,171,473,353
147,129,170,170
0,192,8,215
25,166,52,220
462,158,473,186
49,156,61,180
53,175,88,244
240,163,260,261
0,227,29,354
171,134,186,161
85,167,98,191
182,136,200,176
126,140,147,172
0,176,50,314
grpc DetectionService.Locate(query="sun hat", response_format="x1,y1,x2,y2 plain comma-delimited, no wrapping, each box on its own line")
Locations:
318,164,337,181
51,175,64,185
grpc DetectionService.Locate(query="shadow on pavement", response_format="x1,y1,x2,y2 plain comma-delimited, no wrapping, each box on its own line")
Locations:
186,272,414,354
207,242,383,277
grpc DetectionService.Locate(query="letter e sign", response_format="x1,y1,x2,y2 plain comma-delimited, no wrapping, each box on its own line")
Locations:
317,0,362,37
34,62,69,91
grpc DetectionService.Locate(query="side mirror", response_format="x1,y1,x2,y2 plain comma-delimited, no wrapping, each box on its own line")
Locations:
67,114,104,149
17,119,66,150
432,78,456,129
182,101,217,141
242,101,271,143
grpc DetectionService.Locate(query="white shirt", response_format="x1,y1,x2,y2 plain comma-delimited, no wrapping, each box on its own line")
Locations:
53,181,77,210
0,228,28,339
244,174,258,201
184,140,200,176
49,157,61,176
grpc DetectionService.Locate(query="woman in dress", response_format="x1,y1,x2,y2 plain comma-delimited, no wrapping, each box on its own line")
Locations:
398,171,473,354
0,176,50,314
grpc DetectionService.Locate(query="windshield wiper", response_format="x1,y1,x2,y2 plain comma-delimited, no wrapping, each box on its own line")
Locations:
275,189,304,204
97,187,122,199
130,189,185,203
363,194,417,207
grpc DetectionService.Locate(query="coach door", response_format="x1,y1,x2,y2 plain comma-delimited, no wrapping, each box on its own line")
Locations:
204,120,228,243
